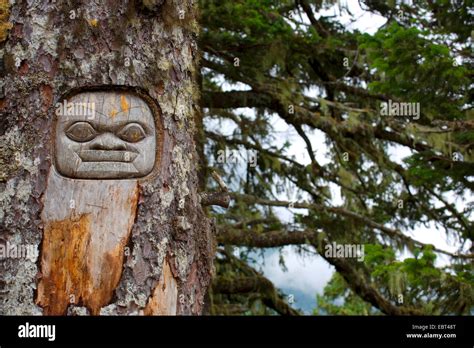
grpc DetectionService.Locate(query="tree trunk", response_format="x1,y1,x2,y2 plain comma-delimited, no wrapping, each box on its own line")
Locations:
0,0,214,315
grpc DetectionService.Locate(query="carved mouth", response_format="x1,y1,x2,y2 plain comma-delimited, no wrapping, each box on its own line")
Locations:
78,150,138,162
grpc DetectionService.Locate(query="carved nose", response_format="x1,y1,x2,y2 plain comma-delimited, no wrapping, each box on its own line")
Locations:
89,133,127,151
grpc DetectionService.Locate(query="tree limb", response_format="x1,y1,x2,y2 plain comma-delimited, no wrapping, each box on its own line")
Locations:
217,228,424,315
228,193,473,260
212,276,300,316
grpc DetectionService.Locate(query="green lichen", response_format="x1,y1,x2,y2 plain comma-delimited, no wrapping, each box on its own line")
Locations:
0,0,12,43
0,120,43,182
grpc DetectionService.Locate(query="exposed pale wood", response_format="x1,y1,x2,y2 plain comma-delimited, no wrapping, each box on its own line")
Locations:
144,259,178,315
36,169,139,315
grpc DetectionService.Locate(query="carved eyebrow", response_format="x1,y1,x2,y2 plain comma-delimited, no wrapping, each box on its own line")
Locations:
113,120,153,134
78,119,154,134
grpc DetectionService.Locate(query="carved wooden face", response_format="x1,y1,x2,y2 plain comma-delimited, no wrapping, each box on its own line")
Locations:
55,92,156,179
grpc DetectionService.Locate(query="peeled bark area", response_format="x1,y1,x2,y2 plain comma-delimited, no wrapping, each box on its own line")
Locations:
0,0,213,315
144,259,178,315
37,170,139,315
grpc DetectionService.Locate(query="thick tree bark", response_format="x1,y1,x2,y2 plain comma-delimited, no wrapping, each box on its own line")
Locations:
0,0,214,315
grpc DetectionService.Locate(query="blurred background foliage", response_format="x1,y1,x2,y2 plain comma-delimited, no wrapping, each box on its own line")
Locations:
198,0,473,315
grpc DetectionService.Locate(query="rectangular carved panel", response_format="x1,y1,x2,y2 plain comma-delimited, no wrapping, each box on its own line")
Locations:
55,91,157,179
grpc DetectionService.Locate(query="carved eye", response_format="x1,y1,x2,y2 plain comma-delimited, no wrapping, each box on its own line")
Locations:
117,123,146,143
66,122,97,142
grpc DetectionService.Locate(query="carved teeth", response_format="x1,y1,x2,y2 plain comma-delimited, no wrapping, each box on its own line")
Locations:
77,162,140,176
78,150,138,162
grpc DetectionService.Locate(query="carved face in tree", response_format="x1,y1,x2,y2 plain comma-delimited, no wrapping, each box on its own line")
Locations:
55,91,156,179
